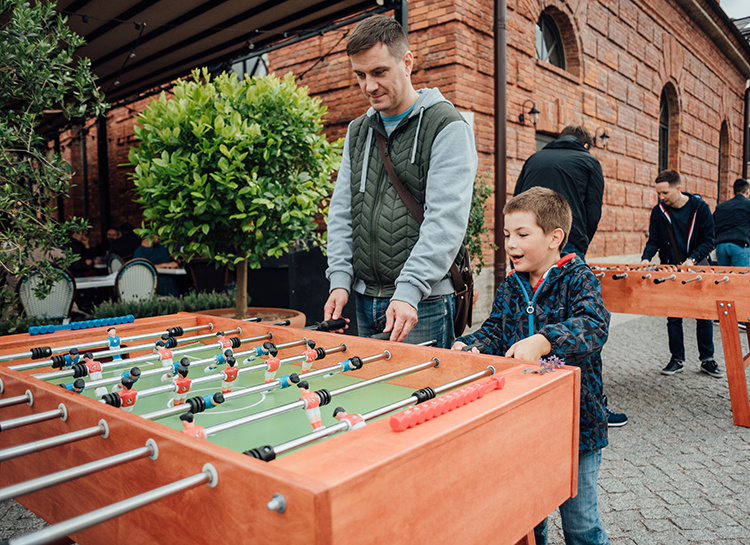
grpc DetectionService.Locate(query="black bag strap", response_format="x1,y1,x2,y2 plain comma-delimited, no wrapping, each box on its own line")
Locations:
374,131,467,290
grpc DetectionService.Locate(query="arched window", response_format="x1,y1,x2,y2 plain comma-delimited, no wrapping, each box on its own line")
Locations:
658,92,669,172
536,13,565,70
658,84,680,172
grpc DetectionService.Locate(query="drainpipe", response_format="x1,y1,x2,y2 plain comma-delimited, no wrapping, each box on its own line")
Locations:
494,0,507,290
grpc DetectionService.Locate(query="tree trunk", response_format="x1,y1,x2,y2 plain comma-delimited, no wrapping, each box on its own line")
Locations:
235,258,248,319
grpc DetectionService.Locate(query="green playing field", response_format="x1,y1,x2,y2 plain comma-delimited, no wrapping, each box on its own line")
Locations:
50,340,420,455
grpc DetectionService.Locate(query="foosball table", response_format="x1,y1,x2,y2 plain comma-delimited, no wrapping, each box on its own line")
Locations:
591,263,750,427
0,312,581,545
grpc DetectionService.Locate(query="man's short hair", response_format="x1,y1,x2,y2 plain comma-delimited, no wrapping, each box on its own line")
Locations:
559,125,593,149
733,178,749,195
346,15,410,60
655,169,681,187
504,187,572,248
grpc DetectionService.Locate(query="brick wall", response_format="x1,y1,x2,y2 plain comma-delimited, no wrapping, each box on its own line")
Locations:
60,0,749,266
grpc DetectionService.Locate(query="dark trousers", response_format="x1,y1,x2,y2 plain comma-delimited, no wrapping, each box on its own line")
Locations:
666,317,714,362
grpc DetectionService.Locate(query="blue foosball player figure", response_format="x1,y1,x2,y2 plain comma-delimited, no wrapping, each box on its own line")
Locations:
60,378,86,394
106,327,122,360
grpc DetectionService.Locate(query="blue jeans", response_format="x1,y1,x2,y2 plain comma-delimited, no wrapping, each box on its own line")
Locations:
666,317,714,362
534,449,609,545
715,243,750,267
355,293,456,349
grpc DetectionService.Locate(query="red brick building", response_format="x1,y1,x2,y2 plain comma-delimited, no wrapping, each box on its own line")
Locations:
59,0,750,313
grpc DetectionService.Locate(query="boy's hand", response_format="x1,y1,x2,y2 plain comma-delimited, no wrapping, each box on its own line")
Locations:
505,334,552,361
451,341,467,351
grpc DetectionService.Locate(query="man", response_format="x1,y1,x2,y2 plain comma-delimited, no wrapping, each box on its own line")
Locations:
714,178,750,267
513,126,626,427
641,170,720,378
514,126,604,257
324,15,477,348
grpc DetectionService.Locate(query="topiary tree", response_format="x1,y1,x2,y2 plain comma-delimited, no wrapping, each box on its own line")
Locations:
0,0,108,316
129,68,342,318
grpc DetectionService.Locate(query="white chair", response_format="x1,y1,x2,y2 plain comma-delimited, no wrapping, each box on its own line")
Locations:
18,270,76,321
107,254,124,274
115,258,158,302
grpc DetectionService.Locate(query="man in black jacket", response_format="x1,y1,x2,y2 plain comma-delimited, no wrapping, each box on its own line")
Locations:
714,178,750,267
641,169,720,378
514,125,604,257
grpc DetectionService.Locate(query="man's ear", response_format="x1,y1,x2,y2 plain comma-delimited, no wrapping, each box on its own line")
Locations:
549,228,565,250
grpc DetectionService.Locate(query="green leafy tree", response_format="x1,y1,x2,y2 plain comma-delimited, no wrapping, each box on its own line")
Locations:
0,0,108,316
129,68,342,318
465,172,497,274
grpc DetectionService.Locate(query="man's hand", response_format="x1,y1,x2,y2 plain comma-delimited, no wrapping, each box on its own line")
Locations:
682,258,695,267
641,259,650,265
323,289,350,333
384,300,418,343
505,334,552,361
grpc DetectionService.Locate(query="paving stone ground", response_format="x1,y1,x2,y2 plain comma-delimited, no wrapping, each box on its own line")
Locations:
2,314,750,544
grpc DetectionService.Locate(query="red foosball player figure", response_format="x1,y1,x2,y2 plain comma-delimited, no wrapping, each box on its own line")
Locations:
173,365,192,406
180,412,205,440
332,406,366,431
83,352,108,398
216,331,233,350
155,340,175,381
117,376,138,412
204,348,233,374
297,380,324,429
264,345,281,383
301,340,318,373
220,357,239,394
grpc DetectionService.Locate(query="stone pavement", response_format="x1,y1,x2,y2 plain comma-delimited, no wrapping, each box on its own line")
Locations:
1,314,750,544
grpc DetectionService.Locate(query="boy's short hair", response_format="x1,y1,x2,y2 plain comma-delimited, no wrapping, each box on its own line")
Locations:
346,15,410,60
559,125,593,149
504,187,572,249
654,169,681,187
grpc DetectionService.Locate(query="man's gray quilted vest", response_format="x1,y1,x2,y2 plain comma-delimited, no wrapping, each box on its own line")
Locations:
348,103,465,297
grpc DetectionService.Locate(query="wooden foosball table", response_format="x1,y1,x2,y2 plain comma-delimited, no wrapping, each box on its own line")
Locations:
592,263,750,427
0,312,580,545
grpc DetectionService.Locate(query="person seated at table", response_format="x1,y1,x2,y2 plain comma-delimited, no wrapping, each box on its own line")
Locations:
63,229,97,277
134,236,180,296
109,223,141,262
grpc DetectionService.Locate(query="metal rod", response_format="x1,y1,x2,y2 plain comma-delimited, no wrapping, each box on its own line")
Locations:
682,275,702,284
0,439,156,502
0,391,33,409
204,358,439,436
11,327,240,372
0,420,108,463
141,347,384,422
271,366,495,456
5,464,218,545
0,404,67,433
31,332,269,381
0,323,214,365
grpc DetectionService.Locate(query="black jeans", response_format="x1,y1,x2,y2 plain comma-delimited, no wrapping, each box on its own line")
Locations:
666,317,714,362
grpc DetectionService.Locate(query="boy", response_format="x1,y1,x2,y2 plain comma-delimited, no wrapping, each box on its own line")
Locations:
453,187,610,545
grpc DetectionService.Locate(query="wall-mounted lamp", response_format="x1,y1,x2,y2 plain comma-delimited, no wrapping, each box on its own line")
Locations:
593,127,610,148
518,100,540,127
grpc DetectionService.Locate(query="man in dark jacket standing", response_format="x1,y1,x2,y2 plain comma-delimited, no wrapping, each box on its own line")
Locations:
714,178,750,267
514,125,604,257
641,169,720,378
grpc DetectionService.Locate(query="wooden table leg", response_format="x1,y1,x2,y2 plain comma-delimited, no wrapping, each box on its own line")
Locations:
716,300,750,427
514,529,536,545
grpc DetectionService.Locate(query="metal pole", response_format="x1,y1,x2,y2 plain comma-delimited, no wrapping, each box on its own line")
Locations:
0,420,108,463
0,391,33,410
0,439,156,502
204,358,439,436
6,464,218,545
12,327,240,373
494,0,508,290
0,404,67,433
